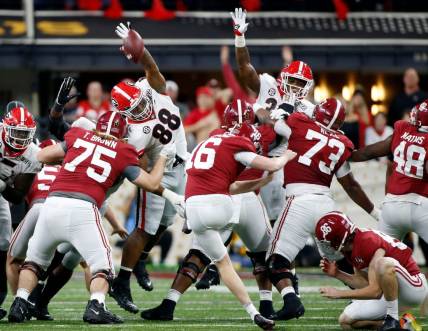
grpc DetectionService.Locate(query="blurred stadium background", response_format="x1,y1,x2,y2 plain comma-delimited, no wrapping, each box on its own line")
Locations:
1,0,428,270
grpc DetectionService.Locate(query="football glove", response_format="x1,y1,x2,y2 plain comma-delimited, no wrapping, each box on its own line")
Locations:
370,207,382,222
54,77,79,110
115,22,145,63
162,189,185,218
230,8,249,36
0,163,14,181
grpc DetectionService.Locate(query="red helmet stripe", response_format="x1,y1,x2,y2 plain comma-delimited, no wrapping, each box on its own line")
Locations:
327,100,342,129
113,86,133,101
237,99,243,124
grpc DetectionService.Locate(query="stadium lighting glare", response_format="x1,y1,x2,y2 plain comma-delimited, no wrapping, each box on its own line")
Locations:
371,84,386,102
314,85,329,103
341,85,355,101
371,104,386,115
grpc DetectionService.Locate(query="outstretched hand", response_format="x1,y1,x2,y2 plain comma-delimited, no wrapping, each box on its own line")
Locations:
115,22,145,63
230,8,249,36
56,77,78,106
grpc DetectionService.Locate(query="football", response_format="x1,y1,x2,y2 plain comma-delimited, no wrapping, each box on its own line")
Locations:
122,29,145,64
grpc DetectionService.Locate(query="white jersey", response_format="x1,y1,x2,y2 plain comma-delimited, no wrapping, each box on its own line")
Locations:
0,125,41,184
255,73,315,118
129,79,187,169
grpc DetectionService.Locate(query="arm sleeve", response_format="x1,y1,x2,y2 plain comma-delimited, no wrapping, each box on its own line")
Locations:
59,141,67,153
123,165,141,182
335,161,352,178
48,116,70,141
234,151,258,166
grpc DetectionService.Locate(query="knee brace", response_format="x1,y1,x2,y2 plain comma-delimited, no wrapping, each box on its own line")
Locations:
267,254,293,286
246,251,268,276
91,269,114,288
21,261,46,280
178,249,211,283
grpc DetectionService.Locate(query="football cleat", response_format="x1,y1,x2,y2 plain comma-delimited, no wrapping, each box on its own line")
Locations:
259,300,274,319
32,305,54,321
254,314,275,330
133,260,154,292
195,264,220,290
272,293,305,321
109,279,139,314
140,299,175,321
83,300,123,324
399,313,421,331
8,297,30,323
379,314,402,330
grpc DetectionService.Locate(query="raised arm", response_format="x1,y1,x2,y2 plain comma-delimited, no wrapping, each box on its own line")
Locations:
351,135,392,162
115,22,166,94
48,77,79,140
231,8,260,94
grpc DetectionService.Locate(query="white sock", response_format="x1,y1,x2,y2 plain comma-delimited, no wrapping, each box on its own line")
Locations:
280,286,295,298
259,290,272,301
16,288,30,301
291,268,296,276
166,289,181,303
386,299,398,320
243,302,258,320
120,266,133,272
90,292,106,305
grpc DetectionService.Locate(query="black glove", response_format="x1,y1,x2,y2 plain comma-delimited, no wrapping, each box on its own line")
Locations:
54,77,79,110
278,102,295,116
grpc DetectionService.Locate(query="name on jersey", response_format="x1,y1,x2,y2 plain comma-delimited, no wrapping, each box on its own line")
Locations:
86,132,118,149
401,132,425,145
320,126,339,138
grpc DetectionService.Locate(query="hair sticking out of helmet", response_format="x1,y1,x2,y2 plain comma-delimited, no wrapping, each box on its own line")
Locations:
314,98,346,131
222,99,255,130
96,111,128,139
278,60,314,99
410,100,428,132
2,106,36,150
315,211,356,253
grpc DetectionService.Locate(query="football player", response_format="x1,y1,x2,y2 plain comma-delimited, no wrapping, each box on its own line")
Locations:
143,120,296,329
267,98,380,321
351,100,428,244
142,100,278,320
0,104,41,319
8,111,178,324
317,212,427,331
109,22,188,313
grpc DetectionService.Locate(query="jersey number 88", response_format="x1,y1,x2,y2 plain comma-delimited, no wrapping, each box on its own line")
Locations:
152,109,181,145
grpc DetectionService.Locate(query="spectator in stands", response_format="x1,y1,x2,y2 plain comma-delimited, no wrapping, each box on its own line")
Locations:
220,46,256,105
388,67,428,126
207,78,232,121
184,86,220,148
365,112,393,162
165,80,189,118
76,81,110,121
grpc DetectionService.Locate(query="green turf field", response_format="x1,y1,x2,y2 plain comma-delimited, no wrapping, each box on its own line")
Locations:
1,270,426,330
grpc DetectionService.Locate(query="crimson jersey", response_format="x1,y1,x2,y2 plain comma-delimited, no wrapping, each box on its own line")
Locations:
185,133,256,199
50,127,139,207
238,124,277,181
26,165,60,206
387,120,428,197
347,228,420,276
283,112,354,187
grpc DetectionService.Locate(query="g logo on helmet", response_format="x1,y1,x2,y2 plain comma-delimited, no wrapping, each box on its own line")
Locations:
320,223,332,239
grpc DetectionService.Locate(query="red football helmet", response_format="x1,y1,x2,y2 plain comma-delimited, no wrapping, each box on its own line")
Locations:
315,212,355,252
111,80,153,121
39,139,57,148
223,99,255,129
96,111,128,139
232,123,262,153
314,98,345,131
410,100,428,130
2,106,36,150
278,60,314,99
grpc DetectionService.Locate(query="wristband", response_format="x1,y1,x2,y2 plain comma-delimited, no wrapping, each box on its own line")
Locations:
235,35,246,48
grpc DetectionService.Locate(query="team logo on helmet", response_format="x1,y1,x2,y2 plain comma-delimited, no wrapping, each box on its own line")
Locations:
320,223,332,239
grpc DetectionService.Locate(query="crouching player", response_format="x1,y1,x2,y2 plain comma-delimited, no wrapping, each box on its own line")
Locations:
8,111,178,324
316,212,428,331
143,123,296,330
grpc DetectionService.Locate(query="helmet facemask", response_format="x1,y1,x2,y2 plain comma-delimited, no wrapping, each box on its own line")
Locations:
123,89,153,121
280,72,313,99
4,125,35,150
